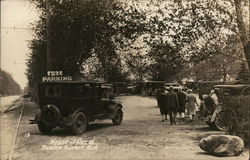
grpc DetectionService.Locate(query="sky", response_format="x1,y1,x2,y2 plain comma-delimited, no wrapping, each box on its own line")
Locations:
1,0,39,89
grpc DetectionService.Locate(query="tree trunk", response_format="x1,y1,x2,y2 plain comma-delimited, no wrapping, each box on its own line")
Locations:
46,0,52,71
234,0,250,68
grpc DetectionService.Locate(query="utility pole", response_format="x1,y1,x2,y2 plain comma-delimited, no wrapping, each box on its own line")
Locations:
46,0,52,71
0,0,2,71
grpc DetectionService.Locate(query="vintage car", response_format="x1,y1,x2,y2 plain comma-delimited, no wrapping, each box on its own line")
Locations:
164,82,183,91
202,84,250,131
30,82,123,134
134,81,166,96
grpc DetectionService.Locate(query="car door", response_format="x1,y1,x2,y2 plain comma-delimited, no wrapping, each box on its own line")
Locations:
80,84,96,115
91,84,103,114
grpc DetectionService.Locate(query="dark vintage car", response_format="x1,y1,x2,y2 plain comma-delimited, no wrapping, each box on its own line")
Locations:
202,84,250,131
134,81,166,96
30,82,123,134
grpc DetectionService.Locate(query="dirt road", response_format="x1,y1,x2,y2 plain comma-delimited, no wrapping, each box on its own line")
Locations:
1,96,248,160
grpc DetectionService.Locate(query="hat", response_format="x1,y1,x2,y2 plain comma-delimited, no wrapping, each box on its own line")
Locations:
164,86,169,90
187,89,192,93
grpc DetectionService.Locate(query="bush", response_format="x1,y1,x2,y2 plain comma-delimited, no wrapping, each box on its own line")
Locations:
220,95,249,146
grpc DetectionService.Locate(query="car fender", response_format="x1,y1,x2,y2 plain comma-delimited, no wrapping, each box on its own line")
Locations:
72,108,89,122
108,101,122,110
108,103,123,118
56,108,89,127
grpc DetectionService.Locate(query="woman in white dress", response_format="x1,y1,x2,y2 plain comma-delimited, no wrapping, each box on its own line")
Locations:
186,89,199,121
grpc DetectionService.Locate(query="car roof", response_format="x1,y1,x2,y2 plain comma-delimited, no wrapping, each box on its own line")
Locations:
214,84,250,89
164,83,181,86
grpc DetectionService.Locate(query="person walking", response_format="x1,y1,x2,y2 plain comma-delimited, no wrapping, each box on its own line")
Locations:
198,93,205,119
165,87,179,125
186,89,199,121
177,88,187,124
157,88,168,122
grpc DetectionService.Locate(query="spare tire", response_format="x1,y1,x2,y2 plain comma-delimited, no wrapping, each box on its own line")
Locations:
39,104,61,129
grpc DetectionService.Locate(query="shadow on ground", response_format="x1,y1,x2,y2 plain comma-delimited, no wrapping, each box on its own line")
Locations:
30,123,114,136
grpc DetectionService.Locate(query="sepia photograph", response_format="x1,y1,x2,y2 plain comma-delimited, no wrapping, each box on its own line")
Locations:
0,0,249,160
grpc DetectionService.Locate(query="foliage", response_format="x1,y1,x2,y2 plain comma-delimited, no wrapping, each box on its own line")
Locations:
26,0,249,86
171,52,242,82
148,42,185,81
143,0,238,61
26,0,147,87
220,95,249,146
0,70,22,96
122,41,152,81
130,0,248,81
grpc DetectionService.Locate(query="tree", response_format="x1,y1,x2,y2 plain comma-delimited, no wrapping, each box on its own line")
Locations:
148,41,186,81
130,0,248,81
170,35,244,82
27,0,249,86
26,0,147,88
235,62,250,83
125,52,151,81
234,0,250,68
0,70,22,95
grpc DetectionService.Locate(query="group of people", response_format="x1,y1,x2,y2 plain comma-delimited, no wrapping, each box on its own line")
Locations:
156,87,199,125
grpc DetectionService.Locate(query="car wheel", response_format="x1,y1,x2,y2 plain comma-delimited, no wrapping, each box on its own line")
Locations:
38,122,52,134
112,107,123,125
71,112,88,134
214,111,229,131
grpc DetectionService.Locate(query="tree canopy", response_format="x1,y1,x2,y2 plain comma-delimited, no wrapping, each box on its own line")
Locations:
26,0,147,87
0,70,22,96
26,0,249,87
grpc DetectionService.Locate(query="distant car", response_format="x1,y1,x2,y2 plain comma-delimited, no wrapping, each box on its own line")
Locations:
164,83,183,91
127,84,136,94
30,82,123,134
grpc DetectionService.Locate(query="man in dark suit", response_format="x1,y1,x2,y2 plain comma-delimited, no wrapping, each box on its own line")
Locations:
157,88,168,122
177,88,187,124
165,87,179,125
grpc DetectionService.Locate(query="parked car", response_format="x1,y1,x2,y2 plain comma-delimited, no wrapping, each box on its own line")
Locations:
164,82,183,91
127,84,136,95
201,84,250,131
30,82,123,134
134,81,167,96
